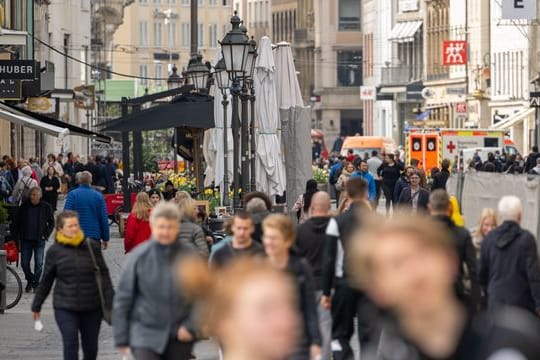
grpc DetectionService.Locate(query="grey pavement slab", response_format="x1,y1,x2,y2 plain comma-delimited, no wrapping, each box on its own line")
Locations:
1,220,219,360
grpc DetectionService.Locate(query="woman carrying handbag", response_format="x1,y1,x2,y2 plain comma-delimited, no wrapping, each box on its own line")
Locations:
32,210,114,360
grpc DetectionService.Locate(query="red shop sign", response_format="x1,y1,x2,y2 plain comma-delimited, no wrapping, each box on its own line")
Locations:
442,41,467,65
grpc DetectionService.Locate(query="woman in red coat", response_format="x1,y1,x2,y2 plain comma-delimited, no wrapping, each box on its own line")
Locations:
124,192,152,253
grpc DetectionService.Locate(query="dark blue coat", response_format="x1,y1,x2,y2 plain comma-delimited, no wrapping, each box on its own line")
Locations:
479,221,540,314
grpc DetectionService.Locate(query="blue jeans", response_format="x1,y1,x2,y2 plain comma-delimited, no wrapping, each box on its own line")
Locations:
21,239,45,287
55,309,102,360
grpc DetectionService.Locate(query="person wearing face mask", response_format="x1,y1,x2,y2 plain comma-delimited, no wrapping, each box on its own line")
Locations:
263,214,322,360
349,214,540,360
114,202,198,360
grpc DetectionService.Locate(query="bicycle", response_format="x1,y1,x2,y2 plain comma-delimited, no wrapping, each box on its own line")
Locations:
2,265,23,310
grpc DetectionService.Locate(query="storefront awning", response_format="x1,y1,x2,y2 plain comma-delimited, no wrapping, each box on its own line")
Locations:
491,108,534,130
0,102,68,137
0,28,28,46
388,21,423,43
0,102,111,143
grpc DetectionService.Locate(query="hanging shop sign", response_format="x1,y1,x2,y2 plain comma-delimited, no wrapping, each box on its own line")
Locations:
0,60,38,80
360,86,376,101
442,41,467,66
26,97,57,114
73,85,96,110
529,92,540,108
502,0,537,20
0,79,22,99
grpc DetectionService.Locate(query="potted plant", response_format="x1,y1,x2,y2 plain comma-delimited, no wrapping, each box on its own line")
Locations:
313,167,329,192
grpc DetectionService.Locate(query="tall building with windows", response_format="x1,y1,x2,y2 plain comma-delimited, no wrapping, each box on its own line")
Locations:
111,1,232,93
313,0,363,147
233,0,270,41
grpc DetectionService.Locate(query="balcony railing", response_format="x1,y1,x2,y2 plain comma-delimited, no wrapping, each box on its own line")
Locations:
381,65,422,86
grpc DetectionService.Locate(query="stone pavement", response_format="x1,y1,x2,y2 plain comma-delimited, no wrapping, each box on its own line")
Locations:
0,221,219,360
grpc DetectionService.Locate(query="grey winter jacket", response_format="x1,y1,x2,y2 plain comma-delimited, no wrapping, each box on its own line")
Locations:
113,239,197,354
178,219,209,259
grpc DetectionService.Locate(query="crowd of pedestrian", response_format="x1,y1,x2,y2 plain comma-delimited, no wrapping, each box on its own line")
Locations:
2,148,540,360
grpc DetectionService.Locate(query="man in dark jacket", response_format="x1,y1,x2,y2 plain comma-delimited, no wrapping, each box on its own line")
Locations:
14,187,54,291
523,145,540,173
479,196,540,315
322,178,377,360
296,191,332,359
393,166,414,203
429,190,480,310
431,159,451,191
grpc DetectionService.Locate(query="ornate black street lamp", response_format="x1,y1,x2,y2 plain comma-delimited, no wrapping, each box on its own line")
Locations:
214,57,231,208
186,54,210,92
168,65,183,173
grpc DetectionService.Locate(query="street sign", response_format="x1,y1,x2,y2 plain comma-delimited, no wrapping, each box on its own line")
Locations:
442,41,467,66
0,60,37,80
502,0,537,20
26,97,57,114
74,85,96,110
530,92,540,108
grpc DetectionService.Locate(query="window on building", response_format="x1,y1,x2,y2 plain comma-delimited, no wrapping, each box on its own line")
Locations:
155,63,163,86
337,50,362,86
167,0,176,3
168,21,177,48
338,0,360,31
139,64,148,85
139,21,148,46
182,23,190,48
154,22,162,47
198,0,203,5
139,0,148,3
209,24,218,48
426,1,449,80
153,0,161,4
181,0,189,5
198,24,204,47
209,0,217,5
223,0,230,5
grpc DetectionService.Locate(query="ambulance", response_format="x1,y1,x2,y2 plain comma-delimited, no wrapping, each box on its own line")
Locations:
404,128,518,171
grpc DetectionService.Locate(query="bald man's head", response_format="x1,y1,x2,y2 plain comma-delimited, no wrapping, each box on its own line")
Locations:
310,191,331,217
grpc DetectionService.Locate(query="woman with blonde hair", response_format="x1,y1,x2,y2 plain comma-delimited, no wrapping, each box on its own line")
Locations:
124,192,153,253
177,196,209,258
262,214,321,360
472,208,498,256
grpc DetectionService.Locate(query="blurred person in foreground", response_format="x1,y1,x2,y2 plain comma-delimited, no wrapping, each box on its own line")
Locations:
350,214,540,359
263,214,322,360
32,211,114,360
210,210,265,268
294,191,332,360
322,177,376,360
479,196,540,315
177,258,301,360
124,192,153,253
114,202,198,360
64,171,109,249
429,190,480,310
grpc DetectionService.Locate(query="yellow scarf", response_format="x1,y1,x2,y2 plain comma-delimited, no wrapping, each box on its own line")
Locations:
56,230,85,247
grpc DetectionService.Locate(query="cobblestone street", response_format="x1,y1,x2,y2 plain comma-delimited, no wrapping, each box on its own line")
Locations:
0,222,219,360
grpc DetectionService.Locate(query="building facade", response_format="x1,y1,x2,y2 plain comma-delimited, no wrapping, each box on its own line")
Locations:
233,0,270,41
112,0,233,93
313,0,363,148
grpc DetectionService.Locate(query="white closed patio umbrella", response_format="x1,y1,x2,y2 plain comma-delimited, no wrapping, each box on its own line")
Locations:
254,37,286,197
209,53,233,201
273,42,312,214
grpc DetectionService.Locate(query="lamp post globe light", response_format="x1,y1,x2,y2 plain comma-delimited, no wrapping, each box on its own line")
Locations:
246,36,258,81
186,54,210,92
220,11,250,81
214,57,231,208
167,64,183,90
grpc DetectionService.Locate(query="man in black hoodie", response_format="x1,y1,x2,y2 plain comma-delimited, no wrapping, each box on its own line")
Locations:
429,189,480,310
479,195,540,315
322,178,376,360
523,145,540,173
295,191,332,360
